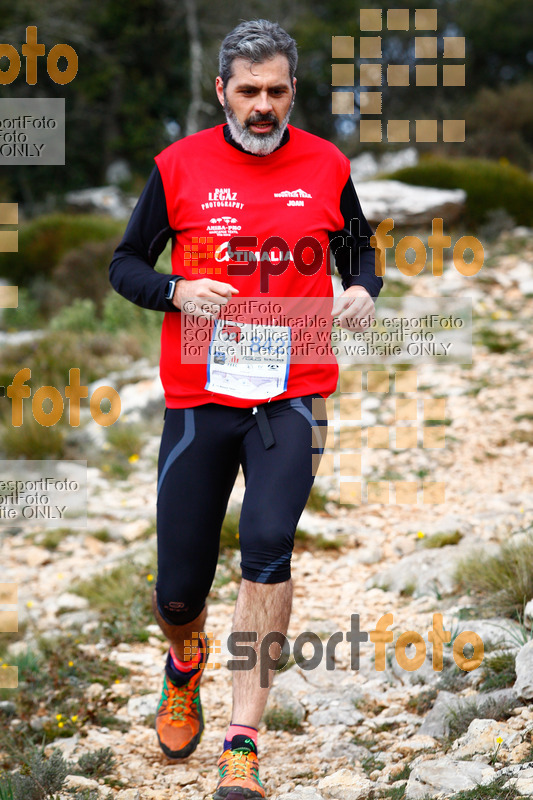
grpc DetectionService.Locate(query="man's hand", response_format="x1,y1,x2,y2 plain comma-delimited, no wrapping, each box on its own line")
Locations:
173,278,239,318
331,285,375,331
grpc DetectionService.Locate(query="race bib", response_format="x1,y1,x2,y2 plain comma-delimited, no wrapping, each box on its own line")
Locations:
205,319,291,399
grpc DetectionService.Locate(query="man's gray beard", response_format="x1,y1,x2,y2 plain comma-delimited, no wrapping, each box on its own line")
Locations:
223,94,294,156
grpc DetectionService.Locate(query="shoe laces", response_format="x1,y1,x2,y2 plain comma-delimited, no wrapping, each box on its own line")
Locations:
166,678,195,722
224,748,255,780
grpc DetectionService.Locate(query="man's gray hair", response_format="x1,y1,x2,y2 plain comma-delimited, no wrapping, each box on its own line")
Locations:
219,19,298,86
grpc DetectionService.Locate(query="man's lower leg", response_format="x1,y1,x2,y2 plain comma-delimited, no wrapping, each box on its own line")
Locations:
152,588,207,660
230,577,292,730
152,588,208,760
214,578,292,799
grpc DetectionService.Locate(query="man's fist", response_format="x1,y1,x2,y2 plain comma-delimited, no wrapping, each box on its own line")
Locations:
331,285,375,331
174,277,239,317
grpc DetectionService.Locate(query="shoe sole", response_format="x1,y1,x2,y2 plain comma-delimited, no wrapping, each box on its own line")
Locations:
213,789,265,800
155,697,204,760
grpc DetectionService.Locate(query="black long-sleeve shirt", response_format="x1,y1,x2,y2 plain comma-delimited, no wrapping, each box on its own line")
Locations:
109,126,383,309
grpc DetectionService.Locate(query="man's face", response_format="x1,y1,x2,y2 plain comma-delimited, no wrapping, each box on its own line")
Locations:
216,55,296,155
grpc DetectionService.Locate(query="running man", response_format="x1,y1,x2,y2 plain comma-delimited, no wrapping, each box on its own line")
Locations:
109,19,382,799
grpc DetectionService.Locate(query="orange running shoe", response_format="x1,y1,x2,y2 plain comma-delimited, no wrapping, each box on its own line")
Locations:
155,669,204,759
213,741,265,799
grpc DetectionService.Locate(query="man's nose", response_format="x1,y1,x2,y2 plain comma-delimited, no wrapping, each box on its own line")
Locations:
254,91,273,115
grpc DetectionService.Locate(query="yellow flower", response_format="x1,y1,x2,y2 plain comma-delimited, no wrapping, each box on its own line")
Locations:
71,715,78,722
68,661,74,667
417,531,425,539
58,721,64,728
26,600,34,608
496,736,503,744
128,454,139,464
1,664,7,669
115,679,120,684
520,507,525,513
56,714,62,721
491,311,503,320
146,574,154,582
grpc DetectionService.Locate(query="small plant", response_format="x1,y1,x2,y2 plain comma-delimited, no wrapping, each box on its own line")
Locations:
379,787,406,800
68,747,115,779
362,754,385,774
444,775,516,799
305,485,333,513
0,417,66,460
9,747,67,800
70,555,156,643
455,536,533,619
38,528,71,551
445,694,516,742
422,530,463,548
476,327,521,354
489,735,504,767
406,688,438,715
263,707,302,732
480,651,517,692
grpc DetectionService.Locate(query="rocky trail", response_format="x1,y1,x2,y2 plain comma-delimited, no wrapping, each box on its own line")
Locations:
2,226,533,799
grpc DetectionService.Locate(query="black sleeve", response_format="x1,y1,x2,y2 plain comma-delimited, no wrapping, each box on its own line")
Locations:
328,177,383,299
109,165,181,312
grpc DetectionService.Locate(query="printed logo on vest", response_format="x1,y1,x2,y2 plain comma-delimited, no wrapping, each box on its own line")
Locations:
206,216,242,237
274,188,313,207
201,187,244,210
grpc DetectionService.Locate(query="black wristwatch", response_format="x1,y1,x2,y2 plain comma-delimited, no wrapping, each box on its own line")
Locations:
165,276,184,301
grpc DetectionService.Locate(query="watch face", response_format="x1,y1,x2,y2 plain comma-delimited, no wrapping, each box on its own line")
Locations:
166,280,176,300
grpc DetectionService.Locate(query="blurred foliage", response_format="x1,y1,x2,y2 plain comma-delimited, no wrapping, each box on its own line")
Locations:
0,0,531,205
0,214,123,284
386,158,533,227
462,82,533,169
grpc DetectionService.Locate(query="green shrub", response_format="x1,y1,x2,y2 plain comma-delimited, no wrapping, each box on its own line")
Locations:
422,530,463,548
49,298,99,332
1,288,42,331
68,747,115,779
51,238,120,314
480,651,517,692
0,214,124,285
0,417,66,460
263,707,303,732
455,535,533,619
386,158,533,227
463,82,533,170
101,289,161,336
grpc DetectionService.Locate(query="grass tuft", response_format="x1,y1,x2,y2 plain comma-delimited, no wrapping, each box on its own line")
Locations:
479,651,517,692
454,536,533,619
422,530,463,548
263,707,303,732
445,694,516,742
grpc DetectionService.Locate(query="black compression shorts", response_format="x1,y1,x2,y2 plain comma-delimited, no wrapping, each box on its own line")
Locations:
155,394,327,625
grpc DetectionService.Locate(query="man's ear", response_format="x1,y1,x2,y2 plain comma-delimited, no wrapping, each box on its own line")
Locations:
215,76,225,107
292,77,297,96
